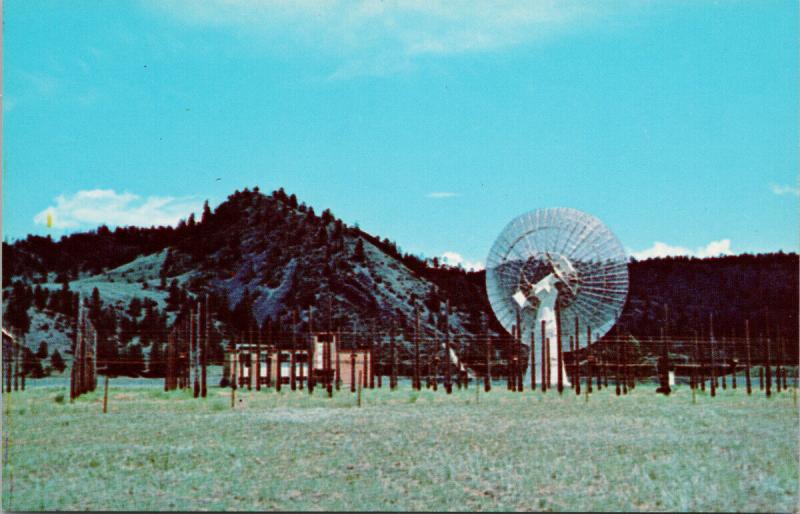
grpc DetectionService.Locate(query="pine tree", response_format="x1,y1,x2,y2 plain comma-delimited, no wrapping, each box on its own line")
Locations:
50,349,66,373
201,200,212,224
353,238,366,262
127,297,143,319
36,341,48,359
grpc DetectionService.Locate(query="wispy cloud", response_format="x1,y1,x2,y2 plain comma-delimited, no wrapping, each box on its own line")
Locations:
148,1,609,77
426,192,459,199
33,189,202,230
769,183,799,197
631,239,733,260
440,251,484,271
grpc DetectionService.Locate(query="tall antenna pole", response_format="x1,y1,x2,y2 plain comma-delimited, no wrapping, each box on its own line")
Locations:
193,305,200,398
540,320,546,392
308,305,315,395
709,314,716,398
444,300,451,394
414,307,420,390
556,305,563,394
202,296,209,397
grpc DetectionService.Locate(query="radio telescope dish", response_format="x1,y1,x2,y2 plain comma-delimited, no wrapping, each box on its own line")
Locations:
485,208,628,386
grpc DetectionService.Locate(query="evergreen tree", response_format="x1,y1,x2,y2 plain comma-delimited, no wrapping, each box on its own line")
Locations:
127,297,143,319
33,285,48,311
353,239,366,262
316,225,328,246
5,282,32,336
148,340,164,377
36,341,48,359
123,344,145,377
50,349,66,373
22,347,45,378
166,279,182,311
201,200,212,224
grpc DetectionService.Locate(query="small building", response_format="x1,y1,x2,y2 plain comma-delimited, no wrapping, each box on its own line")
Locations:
224,332,372,389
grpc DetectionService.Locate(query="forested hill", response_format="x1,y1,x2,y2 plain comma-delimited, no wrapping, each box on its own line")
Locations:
2,187,797,363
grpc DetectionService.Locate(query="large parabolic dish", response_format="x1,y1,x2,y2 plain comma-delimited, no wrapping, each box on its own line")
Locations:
485,207,629,385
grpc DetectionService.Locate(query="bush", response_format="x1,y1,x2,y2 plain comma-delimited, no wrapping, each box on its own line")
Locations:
53,393,64,404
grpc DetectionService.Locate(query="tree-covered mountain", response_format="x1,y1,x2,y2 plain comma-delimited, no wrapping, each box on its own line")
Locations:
3,187,797,376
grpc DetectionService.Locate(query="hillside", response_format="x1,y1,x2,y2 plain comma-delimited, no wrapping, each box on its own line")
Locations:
3,187,798,376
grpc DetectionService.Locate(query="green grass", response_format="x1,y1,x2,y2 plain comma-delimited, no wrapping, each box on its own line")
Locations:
2,380,798,511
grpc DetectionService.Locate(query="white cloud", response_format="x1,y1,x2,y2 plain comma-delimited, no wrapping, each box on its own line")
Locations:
769,183,800,197
440,251,484,271
148,1,608,77
631,239,733,260
33,189,202,230
426,192,459,199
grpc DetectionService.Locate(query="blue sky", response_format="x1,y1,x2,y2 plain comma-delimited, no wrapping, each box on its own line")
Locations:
4,0,798,269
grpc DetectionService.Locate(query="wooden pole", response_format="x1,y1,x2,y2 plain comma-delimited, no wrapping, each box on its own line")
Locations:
193,307,200,398
357,371,362,408
615,334,621,396
509,325,516,392
414,307,421,390
555,308,563,394
255,315,261,393
432,334,438,392
529,329,535,393
586,326,592,394
781,338,788,390
291,311,297,391
369,333,375,389
444,302,451,394
308,306,315,395
486,324,493,393
102,375,109,413
325,338,333,398
721,334,727,391
745,320,752,395
569,335,575,390
710,314,717,398
362,340,369,390
390,322,397,391
275,350,282,392
350,352,356,393
622,336,629,395
516,309,522,392
689,333,697,386
765,335,772,398
202,296,208,397
540,320,546,392
574,317,580,395
231,342,238,408
730,329,737,391
776,333,784,393
335,329,342,391
376,328,382,389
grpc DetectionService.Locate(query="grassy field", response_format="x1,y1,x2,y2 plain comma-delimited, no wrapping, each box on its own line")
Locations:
2,379,798,512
